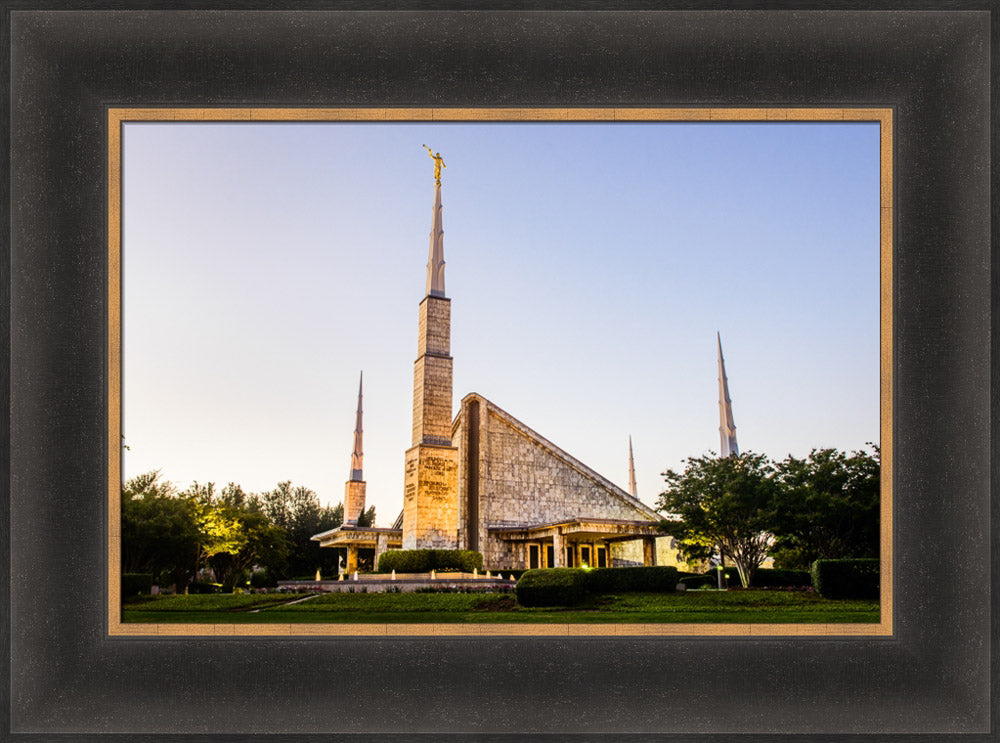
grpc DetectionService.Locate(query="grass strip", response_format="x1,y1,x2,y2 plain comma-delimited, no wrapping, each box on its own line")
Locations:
122,590,879,624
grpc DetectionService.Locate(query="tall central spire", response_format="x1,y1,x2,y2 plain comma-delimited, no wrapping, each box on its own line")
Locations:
628,436,638,497
402,147,460,550
423,145,446,298
349,372,363,481
717,332,739,457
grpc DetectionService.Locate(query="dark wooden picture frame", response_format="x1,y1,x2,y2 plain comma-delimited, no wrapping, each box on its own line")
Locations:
5,4,994,739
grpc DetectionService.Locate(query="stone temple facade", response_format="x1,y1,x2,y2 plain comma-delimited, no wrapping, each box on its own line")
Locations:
313,157,688,571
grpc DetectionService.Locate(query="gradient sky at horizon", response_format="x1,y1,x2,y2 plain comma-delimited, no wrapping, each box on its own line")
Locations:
122,120,880,523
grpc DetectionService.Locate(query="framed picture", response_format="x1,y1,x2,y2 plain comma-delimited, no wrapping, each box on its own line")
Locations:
110,106,890,638
6,4,993,739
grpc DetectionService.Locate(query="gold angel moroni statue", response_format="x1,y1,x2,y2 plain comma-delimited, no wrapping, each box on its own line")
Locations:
422,144,446,185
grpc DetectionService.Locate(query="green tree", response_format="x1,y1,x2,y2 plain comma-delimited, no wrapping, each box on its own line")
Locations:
769,446,880,569
356,504,376,527
203,507,289,591
219,482,253,509
122,471,202,589
657,452,778,587
258,481,355,578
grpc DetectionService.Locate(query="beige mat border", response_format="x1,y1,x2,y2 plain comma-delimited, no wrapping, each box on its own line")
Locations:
107,107,893,638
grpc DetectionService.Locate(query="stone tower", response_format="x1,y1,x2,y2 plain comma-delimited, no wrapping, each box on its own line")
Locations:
344,372,366,525
402,150,459,549
717,332,739,457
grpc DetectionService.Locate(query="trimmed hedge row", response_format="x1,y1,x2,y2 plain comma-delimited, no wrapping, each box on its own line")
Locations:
516,569,590,607
122,573,153,597
515,567,681,607
811,559,879,599
377,549,484,574
585,566,679,593
679,567,813,589
189,581,224,594
752,568,812,588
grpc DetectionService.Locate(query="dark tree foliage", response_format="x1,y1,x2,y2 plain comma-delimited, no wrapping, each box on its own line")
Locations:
121,471,201,589
769,446,880,569
356,504,376,527
656,446,881,583
256,481,364,578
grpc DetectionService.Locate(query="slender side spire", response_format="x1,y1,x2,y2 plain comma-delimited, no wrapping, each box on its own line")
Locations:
349,372,364,481
343,371,367,526
628,436,638,498
717,333,739,457
423,145,446,298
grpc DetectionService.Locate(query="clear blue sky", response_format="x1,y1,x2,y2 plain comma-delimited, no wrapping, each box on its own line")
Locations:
122,121,880,524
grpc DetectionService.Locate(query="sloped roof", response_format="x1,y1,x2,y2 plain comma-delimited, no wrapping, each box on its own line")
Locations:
455,392,662,523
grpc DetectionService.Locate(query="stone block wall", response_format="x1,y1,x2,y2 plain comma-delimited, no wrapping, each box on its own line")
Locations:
612,536,690,569
403,443,459,549
417,296,450,356
412,355,453,446
412,296,453,447
344,479,366,525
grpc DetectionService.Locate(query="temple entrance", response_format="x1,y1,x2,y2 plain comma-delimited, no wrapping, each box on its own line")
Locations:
357,548,376,572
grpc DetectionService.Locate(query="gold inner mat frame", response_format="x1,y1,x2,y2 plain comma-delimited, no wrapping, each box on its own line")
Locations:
107,107,893,637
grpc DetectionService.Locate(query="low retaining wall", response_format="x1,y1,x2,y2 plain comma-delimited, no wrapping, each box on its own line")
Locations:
278,574,516,593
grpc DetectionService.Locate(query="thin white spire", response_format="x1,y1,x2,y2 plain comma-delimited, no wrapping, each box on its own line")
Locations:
717,333,739,457
628,435,637,497
349,371,363,481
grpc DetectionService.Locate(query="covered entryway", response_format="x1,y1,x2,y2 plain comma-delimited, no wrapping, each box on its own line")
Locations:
488,518,663,569
312,525,403,573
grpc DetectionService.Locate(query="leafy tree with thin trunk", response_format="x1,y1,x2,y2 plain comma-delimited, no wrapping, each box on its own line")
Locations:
657,452,777,588
203,507,289,592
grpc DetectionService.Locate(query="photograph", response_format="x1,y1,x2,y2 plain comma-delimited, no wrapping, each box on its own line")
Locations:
115,112,886,632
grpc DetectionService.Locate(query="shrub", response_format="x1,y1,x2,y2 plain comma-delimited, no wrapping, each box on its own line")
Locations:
677,573,718,589
377,549,484,574
515,569,589,607
122,573,153,597
585,566,679,593
750,568,812,588
811,559,879,599
250,569,278,588
679,574,717,589
188,581,223,594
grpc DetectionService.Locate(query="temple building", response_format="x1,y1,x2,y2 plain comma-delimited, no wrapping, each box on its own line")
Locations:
314,150,699,571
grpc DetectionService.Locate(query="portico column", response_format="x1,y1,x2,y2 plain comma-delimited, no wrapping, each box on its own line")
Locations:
642,537,657,566
552,531,565,567
346,544,359,573
374,533,389,572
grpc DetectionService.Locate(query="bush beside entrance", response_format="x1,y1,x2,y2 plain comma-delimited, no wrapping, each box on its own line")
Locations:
585,566,679,593
515,568,590,607
377,549,484,574
515,566,681,607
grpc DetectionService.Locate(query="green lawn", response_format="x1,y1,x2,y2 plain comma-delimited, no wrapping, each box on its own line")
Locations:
122,590,879,624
